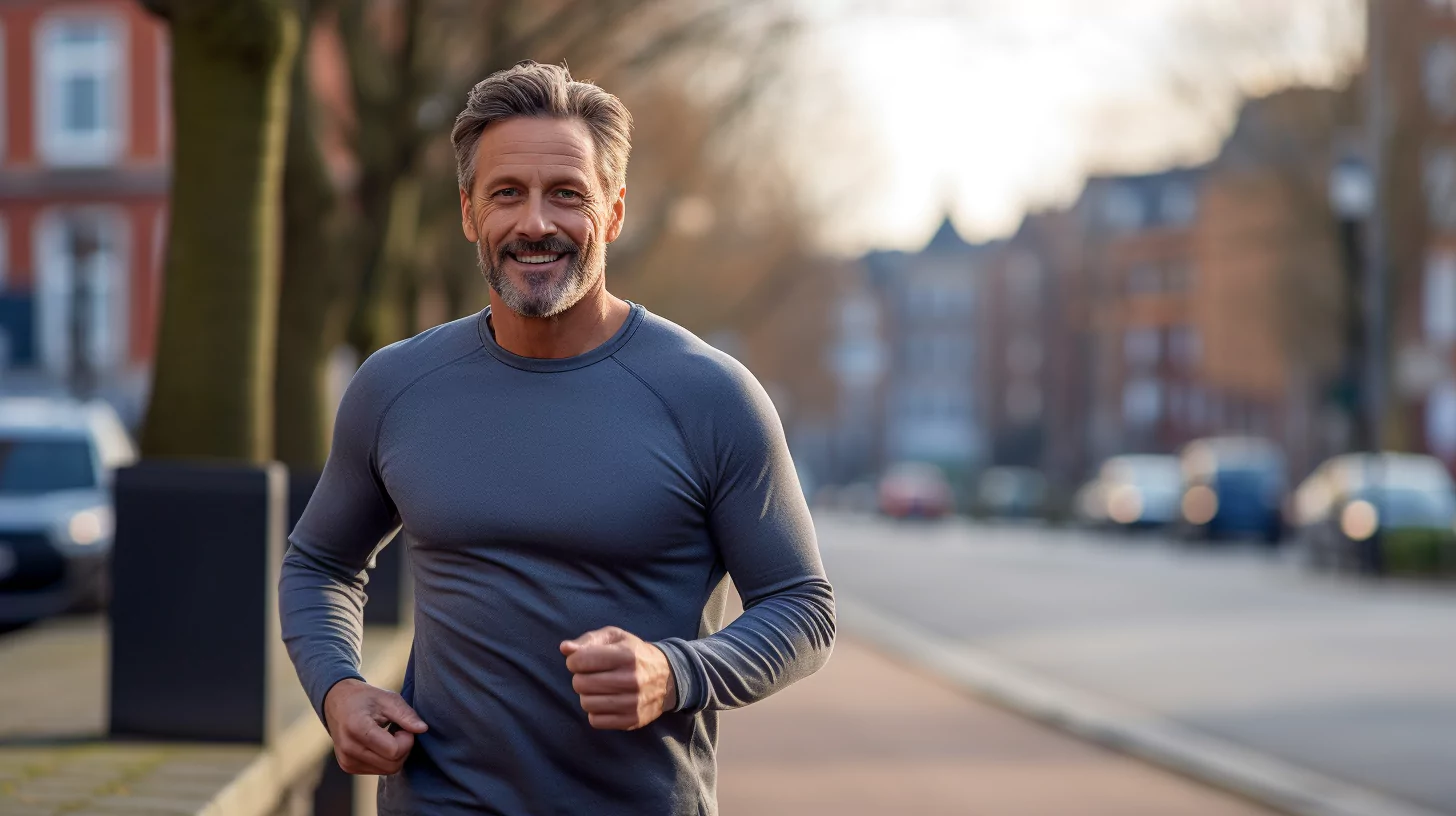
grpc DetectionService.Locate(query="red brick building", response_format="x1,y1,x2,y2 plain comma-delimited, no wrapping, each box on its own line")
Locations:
0,0,170,421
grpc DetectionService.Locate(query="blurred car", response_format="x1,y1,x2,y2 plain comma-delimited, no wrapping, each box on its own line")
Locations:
976,466,1046,520
1090,454,1183,530
1292,452,1456,575
0,398,136,623
1177,436,1287,544
1073,477,1109,526
878,462,954,519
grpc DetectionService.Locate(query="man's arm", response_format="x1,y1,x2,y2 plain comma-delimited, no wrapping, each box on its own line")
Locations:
278,350,425,771
651,361,836,713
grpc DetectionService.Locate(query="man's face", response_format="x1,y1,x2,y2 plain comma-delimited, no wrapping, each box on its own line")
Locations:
460,116,626,318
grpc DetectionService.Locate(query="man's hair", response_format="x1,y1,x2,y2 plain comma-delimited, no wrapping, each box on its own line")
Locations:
451,60,633,196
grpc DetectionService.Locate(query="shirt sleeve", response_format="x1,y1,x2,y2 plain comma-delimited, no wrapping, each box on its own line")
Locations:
652,363,836,712
279,351,403,725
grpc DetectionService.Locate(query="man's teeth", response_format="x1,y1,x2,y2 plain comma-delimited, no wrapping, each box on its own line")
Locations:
514,253,562,264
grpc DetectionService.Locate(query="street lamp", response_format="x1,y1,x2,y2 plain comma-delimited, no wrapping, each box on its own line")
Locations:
1328,153,1386,576
1329,155,1374,452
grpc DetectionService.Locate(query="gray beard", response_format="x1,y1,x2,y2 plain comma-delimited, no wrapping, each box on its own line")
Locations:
478,237,604,318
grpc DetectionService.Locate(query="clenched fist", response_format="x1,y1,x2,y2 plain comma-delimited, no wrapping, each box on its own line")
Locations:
560,626,677,730
323,678,428,775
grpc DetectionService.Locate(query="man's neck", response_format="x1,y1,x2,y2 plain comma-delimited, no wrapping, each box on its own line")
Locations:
488,285,632,360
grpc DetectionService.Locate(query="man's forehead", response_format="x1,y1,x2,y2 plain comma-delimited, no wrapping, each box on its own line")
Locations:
476,118,595,166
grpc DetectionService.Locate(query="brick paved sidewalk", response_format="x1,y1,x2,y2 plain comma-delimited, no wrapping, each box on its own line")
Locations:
717,637,1274,816
0,615,408,816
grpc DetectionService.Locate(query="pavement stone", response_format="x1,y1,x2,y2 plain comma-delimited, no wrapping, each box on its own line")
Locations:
717,636,1275,816
0,617,407,816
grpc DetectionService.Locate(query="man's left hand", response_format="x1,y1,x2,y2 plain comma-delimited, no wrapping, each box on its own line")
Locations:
560,626,677,730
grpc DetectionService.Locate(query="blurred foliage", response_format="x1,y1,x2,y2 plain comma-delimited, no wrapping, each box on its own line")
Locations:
271,0,819,467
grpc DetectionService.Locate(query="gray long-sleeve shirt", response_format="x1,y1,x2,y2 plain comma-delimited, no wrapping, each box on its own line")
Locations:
280,303,835,815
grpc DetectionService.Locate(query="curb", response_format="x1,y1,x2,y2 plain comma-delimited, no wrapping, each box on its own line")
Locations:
197,627,414,816
837,594,1450,816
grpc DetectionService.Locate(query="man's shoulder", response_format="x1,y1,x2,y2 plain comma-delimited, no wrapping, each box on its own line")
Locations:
347,312,484,406
617,309,767,413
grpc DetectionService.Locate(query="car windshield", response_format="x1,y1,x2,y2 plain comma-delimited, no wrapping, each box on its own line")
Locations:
1109,458,1181,490
1214,466,1282,493
1357,486,1456,529
0,436,97,494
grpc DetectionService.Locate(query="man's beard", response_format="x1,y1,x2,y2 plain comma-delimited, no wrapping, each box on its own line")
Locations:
477,234,604,318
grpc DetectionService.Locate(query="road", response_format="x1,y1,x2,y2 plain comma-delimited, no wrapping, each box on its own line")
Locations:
816,512,1456,815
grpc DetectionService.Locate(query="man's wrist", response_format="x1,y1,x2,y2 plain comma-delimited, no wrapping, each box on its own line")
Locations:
651,641,685,712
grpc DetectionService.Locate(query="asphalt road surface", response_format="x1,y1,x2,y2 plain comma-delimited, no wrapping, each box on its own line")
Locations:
816,512,1456,815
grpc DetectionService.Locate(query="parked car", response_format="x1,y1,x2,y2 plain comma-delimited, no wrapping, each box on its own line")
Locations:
1090,454,1183,530
1177,436,1287,544
878,462,954,519
976,466,1046,520
0,398,136,623
1292,453,1456,575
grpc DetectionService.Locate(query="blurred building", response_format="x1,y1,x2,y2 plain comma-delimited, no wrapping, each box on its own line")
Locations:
979,206,1094,500
733,258,885,495
1078,168,1223,460
1376,0,1456,470
861,219,987,485
1196,85,1357,478
0,1,170,424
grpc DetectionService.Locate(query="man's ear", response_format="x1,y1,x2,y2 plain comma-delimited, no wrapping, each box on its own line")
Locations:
460,186,479,242
604,185,627,243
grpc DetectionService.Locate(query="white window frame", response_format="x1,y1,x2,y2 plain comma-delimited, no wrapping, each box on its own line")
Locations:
35,13,128,167
33,208,131,377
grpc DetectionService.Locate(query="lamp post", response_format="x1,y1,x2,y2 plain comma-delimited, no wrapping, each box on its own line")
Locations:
68,219,101,402
1329,152,1386,576
1329,155,1375,452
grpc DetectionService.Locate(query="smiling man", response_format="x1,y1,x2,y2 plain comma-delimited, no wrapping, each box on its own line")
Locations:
279,61,836,815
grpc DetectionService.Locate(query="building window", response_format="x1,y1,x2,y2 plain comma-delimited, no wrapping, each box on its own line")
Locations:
1104,185,1144,232
1425,251,1456,347
1128,264,1160,294
1168,326,1202,368
37,17,125,167
1426,41,1456,120
1160,182,1198,226
1123,326,1160,368
1122,378,1162,426
35,210,130,377
1424,148,1456,230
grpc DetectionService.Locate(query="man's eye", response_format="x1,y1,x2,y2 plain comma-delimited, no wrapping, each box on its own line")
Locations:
554,189,581,199
494,188,519,198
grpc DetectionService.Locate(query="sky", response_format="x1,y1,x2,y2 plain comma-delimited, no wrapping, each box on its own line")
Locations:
782,0,1365,254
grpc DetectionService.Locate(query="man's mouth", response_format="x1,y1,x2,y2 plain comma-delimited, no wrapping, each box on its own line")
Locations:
509,252,565,265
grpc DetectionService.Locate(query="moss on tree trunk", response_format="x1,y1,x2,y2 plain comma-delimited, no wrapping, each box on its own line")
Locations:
141,2,299,462
273,2,349,470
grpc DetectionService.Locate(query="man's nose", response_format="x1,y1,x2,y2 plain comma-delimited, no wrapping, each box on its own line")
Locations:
515,192,557,240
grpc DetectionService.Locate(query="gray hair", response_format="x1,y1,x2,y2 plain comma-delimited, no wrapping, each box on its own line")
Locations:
451,60,633,196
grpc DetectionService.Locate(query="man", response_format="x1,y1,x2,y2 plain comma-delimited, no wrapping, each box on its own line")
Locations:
280,60,836,815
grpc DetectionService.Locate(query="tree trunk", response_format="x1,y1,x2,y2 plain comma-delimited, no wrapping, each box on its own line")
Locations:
349,175,421,355
142,2,299,462
274,2,349,470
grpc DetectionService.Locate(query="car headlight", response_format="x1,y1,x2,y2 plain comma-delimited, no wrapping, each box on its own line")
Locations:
1108,486,1144,524
1182,486,1219,525
1339,500,1379,542
54,506,114,549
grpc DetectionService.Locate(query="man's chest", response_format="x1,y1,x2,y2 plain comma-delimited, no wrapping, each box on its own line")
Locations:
375,380,710,562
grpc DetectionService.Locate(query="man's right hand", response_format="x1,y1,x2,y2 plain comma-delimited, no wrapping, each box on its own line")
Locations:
323,678,428,775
